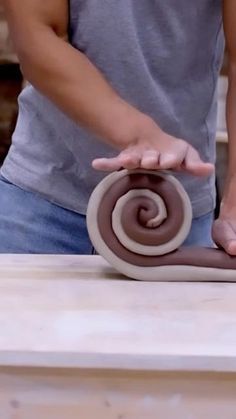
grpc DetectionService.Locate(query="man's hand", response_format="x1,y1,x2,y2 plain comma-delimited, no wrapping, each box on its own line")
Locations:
213,221,236,255
213,175,236,255
213,0,236,255
93,117,214,175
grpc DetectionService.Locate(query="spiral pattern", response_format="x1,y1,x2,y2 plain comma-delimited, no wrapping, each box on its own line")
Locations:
87,170,193,278
87,169,236,281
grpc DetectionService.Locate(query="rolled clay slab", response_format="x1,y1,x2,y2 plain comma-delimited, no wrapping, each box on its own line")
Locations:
86,170,236,281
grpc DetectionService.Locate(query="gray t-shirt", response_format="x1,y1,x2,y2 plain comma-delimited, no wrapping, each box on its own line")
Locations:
1,0,224,217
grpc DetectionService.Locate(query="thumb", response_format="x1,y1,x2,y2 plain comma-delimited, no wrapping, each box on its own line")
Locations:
183,147,214,177
212,219,236,256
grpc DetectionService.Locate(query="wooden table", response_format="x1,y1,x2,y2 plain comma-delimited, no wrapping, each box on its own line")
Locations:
1,255,236,418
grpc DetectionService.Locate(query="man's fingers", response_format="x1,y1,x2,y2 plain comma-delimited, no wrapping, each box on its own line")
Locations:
119,152,141,169
185,160,215,176
227,241,236,255
93,151,141,171
93,144,214,176
212,220,236,256
158,152,183,169
184,147,214,176
92,157,123,171
140,150,159,169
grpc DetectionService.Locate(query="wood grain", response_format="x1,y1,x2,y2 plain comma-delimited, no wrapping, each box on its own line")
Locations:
0,255,236,372
0,254,236,417
1,368,236,419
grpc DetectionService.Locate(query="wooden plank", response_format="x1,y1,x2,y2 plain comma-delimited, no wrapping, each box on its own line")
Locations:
1,368,236,419
0,255,117,279
0,256,236,372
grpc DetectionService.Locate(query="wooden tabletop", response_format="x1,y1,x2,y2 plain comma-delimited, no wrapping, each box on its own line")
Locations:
0,254,236,372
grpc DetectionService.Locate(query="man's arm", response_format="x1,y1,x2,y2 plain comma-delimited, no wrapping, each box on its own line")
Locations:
3,0,212,174
3,0,140,147
223,0,236,177
212,0,236,254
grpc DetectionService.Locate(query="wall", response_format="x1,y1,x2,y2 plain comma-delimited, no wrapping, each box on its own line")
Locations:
0,3,22,163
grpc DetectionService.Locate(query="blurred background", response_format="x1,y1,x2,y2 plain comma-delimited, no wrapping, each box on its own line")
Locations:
0,2,23,165
0,4,228,209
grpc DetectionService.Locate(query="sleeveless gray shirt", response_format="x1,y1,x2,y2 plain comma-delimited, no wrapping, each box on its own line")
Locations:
1,0,224,217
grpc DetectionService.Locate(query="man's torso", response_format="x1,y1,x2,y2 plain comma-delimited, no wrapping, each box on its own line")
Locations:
1,0,224,216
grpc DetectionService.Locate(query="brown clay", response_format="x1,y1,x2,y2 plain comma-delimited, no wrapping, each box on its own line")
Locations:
96,172,236,269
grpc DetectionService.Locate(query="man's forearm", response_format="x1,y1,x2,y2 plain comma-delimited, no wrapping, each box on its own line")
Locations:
15,26,146,149
225,68,236,176
219,66,236,216
221,0,236,212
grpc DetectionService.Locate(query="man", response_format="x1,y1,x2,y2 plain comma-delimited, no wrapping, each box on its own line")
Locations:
0,0,235,255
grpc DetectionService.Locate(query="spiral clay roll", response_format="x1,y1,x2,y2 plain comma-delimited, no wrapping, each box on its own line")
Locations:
87,170,236,281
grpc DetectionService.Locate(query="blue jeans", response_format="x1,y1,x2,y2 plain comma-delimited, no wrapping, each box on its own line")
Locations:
0,175,214,254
